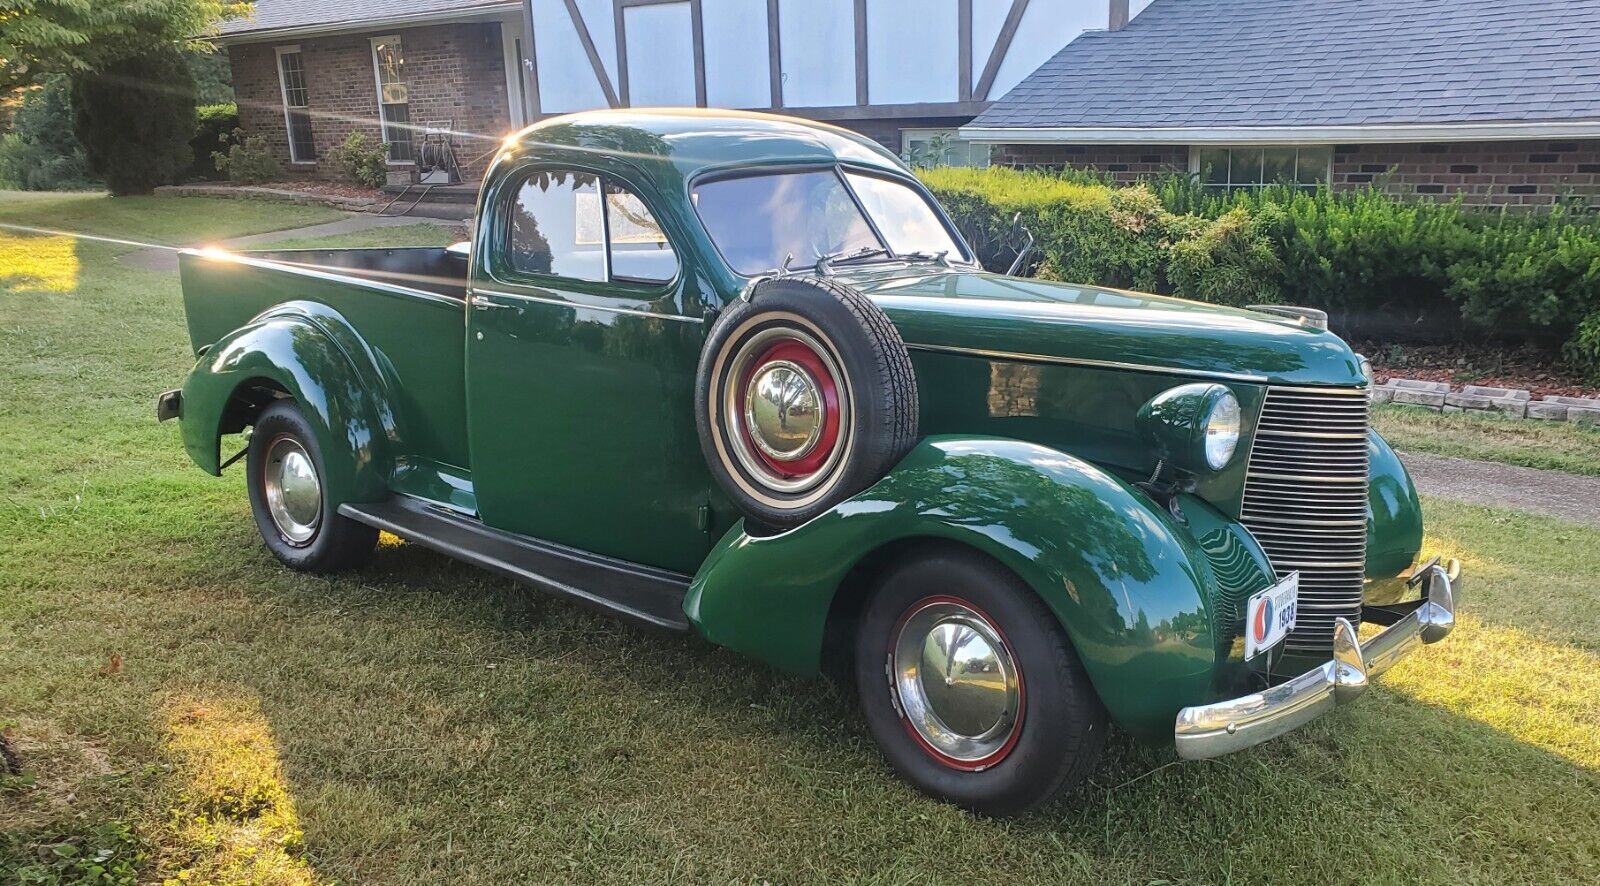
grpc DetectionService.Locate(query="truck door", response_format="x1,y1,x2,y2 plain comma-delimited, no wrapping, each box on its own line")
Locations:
465,164,714,574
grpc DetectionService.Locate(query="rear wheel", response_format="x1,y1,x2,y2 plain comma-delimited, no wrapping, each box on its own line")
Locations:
246,400,377,572
854,549,1107,815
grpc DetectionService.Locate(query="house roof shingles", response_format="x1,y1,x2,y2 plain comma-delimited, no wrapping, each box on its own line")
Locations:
215,0,516,38
969,0,1600,131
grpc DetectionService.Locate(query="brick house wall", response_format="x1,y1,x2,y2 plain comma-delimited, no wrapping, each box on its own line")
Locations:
990,140,1600,206
230,22,512,183
1332,140,1600,206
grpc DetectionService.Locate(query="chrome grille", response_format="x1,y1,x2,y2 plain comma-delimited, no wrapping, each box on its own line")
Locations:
1240,386,1370,653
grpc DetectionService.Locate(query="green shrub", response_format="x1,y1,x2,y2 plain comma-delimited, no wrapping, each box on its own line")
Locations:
0,75,96,191
71,47,197,195
213,131,281,184
921,165,1600,362
1565,312,1600,380
327,131,389,189
189,102,239,180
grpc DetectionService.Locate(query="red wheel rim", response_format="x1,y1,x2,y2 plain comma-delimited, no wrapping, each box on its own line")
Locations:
737,337,842,480
889,595,1026,772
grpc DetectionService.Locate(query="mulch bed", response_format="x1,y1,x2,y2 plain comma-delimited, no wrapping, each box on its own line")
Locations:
1362,342,1600,399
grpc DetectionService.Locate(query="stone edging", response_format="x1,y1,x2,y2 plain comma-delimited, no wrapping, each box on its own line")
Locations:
1374,378,1600,426
155,184,382,213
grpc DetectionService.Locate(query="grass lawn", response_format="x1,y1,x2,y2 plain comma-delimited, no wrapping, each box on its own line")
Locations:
2,193,1597,884
1374,402,1600,477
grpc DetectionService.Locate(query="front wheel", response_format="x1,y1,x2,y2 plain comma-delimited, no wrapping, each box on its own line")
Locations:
246,400,377,572
854,550,1107,815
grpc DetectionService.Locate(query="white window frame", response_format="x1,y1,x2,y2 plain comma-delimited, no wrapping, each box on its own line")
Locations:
900,128,992,168
275,45,315,165
1187,145,1334,188
499,17,527,128
369,35,411,165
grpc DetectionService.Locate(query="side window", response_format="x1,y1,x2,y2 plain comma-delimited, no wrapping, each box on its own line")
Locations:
604,181,678,283
505,170,678,286
508,169,606,281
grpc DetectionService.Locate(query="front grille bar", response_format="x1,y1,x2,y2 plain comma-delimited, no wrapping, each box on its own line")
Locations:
1240,385,1371,654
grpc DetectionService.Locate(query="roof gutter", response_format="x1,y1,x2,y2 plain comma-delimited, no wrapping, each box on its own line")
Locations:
959,120,1600,145
209,3,520,45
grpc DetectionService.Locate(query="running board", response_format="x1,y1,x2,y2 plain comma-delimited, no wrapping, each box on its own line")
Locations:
339,497,690,631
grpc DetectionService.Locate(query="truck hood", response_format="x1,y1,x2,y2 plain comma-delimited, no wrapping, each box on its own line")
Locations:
837,266,1366,387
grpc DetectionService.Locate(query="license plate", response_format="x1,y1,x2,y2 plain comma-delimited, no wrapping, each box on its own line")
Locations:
1245,572,1299,661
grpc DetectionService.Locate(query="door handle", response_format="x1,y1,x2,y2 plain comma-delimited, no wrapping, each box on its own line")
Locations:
470,295,514,311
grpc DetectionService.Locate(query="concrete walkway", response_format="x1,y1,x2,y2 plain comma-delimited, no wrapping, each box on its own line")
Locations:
1400,451,1600,527
122,213,460,273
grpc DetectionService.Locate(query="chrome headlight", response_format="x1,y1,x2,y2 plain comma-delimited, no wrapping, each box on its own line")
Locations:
1136,383,1243,475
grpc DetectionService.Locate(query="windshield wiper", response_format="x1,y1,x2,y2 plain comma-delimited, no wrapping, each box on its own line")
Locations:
900,250,955,268
815,245,890,275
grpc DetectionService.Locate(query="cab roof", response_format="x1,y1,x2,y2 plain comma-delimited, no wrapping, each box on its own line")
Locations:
504,108,910,182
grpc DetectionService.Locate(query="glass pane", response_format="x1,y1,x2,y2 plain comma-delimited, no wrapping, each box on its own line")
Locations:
1261,147,1295,185
1296,145,1332,184
288,110,316,162
1197,148,1229,185
382,102,412,162
605,182,678,282
691,171,881,275
843,171,963,258
508,170,606,281
1233,148,1265,186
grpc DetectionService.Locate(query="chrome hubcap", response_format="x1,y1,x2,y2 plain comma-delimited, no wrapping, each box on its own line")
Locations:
263,436,321,545
744,360,823,461
891,598,1022,767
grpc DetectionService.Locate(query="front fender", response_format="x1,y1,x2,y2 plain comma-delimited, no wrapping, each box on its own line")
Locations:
178,302,396,505
686,436,1224,741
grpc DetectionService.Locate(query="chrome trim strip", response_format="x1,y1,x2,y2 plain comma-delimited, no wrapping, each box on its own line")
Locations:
1175,560,1458,760
902,342,1273,383
469,287,704,323
181,248,463,308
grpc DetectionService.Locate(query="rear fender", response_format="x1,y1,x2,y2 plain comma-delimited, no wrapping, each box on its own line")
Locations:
685,436,1221,741
178,301,397,504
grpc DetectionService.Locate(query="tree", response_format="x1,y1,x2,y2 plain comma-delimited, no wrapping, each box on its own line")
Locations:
0,74,95,190
71,46,196,195
0,1,250,90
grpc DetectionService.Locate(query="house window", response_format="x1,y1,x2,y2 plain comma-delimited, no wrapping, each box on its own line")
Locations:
1193,146,1331,189
370,36,413,163
901,129,992,168
275,47,315,163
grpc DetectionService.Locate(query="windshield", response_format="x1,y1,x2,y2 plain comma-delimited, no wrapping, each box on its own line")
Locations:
692,168,966,275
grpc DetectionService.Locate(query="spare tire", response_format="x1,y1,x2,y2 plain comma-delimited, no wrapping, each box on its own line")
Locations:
696,276,919,530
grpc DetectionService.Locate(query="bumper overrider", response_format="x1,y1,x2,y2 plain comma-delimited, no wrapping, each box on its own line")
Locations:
1174,558,1460,760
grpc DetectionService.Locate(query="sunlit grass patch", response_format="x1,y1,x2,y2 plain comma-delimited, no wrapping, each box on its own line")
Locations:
158,692,325,886
1380,615,1600,769
0,231,79,293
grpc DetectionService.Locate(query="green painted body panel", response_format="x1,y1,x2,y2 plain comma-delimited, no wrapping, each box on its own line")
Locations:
178,254,471,472
1366,430,1425,581
170,110,1431,744
687,436,1229,741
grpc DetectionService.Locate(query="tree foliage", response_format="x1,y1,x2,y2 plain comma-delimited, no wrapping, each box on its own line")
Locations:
0,0,250,89
0,73,94,189
71,45,196,194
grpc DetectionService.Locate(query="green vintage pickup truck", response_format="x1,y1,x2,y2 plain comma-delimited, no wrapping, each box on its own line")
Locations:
162,109,1458,815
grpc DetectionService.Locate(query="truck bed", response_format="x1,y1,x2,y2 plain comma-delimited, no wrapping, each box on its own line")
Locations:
177,245,473,471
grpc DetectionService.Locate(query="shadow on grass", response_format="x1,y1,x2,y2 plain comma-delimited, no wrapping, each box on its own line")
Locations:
237,536,1599,881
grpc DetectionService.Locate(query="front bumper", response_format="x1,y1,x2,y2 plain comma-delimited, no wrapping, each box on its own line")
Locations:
1174,558,1459,760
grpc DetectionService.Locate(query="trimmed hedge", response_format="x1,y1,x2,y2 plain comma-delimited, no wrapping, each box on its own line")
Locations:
920,166,1600,377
